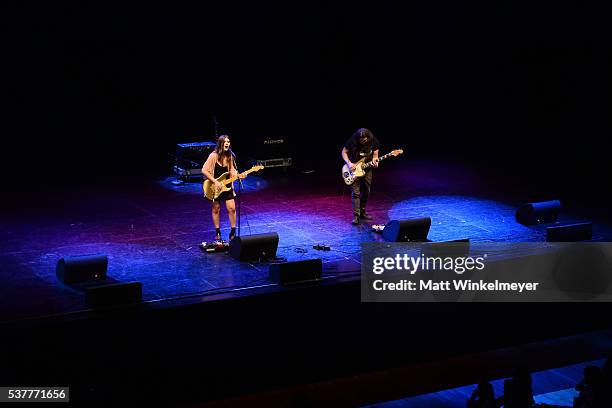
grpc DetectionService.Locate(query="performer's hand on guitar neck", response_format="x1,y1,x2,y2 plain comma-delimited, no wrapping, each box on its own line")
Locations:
238,173,246,179
371,157,379,168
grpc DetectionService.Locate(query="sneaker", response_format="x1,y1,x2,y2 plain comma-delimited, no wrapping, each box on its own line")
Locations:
352,215,360,225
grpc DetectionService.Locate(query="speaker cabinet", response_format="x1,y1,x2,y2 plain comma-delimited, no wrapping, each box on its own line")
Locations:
422,239,470,258
515,200,561,225
85,281,142,308
546,222,592,242
269,259,323,285
229,232,279,261
56,254,108,284
382,217,431,242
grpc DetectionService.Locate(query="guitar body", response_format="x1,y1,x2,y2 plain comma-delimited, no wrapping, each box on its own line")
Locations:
202,165,264,201
341,149,404,185
342,158,367,185
203,171,233,201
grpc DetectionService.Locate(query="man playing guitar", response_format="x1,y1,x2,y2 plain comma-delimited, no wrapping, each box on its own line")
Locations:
341,128,379,225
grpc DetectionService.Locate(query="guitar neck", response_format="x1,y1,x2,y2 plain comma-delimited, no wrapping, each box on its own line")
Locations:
223,168,257,185
363,152,394,169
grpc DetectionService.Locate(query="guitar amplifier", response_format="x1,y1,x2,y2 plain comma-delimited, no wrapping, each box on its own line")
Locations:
254,136,292,167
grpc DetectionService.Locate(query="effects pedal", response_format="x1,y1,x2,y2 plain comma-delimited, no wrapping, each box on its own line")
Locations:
199,240,229,252
372,224,385,233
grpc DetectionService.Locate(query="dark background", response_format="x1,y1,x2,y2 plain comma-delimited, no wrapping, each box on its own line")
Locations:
4,1,610,201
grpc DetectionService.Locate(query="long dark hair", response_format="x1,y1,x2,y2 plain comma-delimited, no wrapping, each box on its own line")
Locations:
349,128,374,157
214,135,231,163
352,128,374,145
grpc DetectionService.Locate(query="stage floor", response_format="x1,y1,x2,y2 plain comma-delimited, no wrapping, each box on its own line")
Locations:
1,160,610,322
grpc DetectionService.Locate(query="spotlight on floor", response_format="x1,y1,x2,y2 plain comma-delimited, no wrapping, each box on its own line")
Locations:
85,281,143,308
546,222,593,242
269,259,323,285
422,239,470,258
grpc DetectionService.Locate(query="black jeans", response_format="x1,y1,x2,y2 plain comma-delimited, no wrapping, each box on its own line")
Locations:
350,170,372,216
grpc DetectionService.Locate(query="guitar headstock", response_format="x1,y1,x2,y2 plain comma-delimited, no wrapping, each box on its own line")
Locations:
252,165,265,172
390,149,403,156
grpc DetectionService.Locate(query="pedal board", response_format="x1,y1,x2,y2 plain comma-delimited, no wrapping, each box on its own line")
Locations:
199,240,230,252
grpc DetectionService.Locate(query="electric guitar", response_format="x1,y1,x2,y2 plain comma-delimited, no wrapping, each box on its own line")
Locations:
341,149,403,185
203,165,264,201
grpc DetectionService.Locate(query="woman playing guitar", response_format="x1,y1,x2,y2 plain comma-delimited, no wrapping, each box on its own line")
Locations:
202,135,245,241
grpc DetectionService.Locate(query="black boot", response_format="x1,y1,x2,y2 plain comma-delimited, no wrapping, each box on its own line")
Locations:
351,195,361,225
360,209,373,220
214,228,222,242
229,227,236,241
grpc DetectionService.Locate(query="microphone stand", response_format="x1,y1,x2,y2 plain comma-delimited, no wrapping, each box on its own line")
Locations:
230,150,242,238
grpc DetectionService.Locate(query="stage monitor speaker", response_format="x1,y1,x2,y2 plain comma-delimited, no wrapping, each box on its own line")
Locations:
422,239,470,258
383,217,431,242
229,232,279,261
269,259,323,285
85,281,142,308
515,200,561,225
546,222,592,242
56,254,108,284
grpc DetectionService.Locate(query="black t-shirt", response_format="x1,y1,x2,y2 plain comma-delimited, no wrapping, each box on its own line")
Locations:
344,136,380,162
